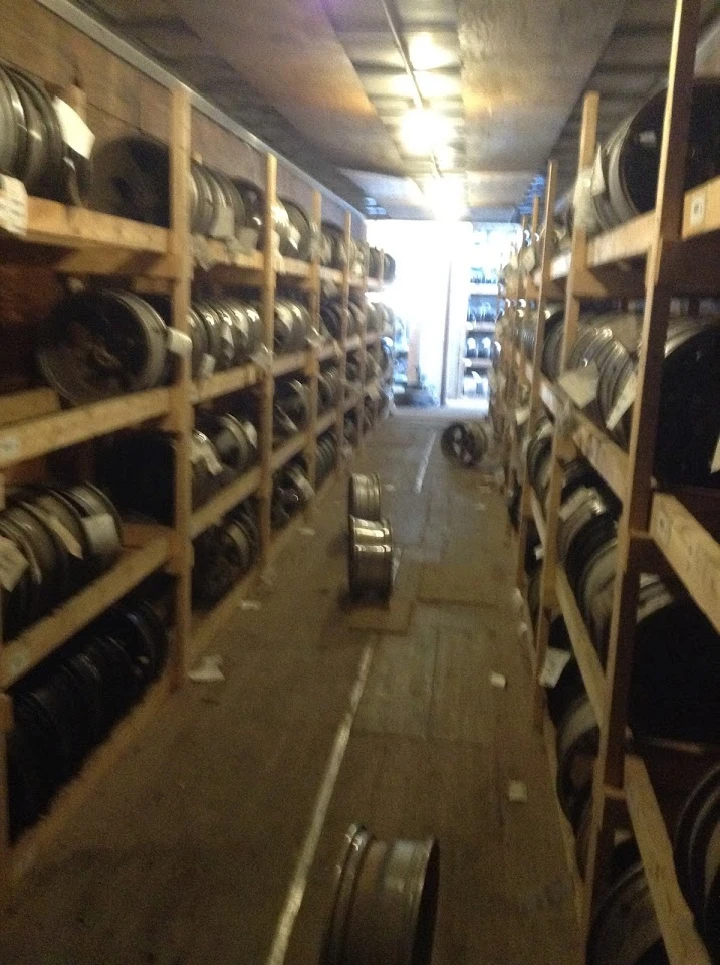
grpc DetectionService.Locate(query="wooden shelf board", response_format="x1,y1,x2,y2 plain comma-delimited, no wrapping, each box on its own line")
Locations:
555,567,607,726
650,494,720,634
189,466,262,538
277,256,310,278
20,197,169,255
0,387,171,470
319,266,343,285
271,432,309,472
344,335,361,352
0,388,60,428
316,410,337,435
272,351,309,377
531,490,547,546
10,669,172,888
0,524,171,689
586,212,654,269
191,363,261,404
624,754,711,965
190,564,259,661
203,239,263,271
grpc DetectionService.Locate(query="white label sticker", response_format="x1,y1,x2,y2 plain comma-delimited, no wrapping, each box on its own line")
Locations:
489,671,507,689
211,205,234,241
0,535,28,591
558,362,599,410
606,371,637,431
534,544,544,561
0,175,28,237
235,226,259,255
242,421,258,449
711,433,720,474
198,354,215,380
167,328,193,360
81,512,117,549
558,486,594,523
0,434,20,466
539,647,572,688
53,98,95,159
45,515,83,559
689,189,707,228
515,406,530,426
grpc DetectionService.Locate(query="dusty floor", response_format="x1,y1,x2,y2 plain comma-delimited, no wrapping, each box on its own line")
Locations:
0,409,582,965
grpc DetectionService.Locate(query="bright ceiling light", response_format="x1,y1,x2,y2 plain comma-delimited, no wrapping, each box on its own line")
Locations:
435,146,456,171
423,176,467,221
400,108,453,155
408,33,446,71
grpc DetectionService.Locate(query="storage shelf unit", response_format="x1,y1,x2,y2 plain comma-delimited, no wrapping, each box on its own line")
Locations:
502,0,720,958
0,9,388,902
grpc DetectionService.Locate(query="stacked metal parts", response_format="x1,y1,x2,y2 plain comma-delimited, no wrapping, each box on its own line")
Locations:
522,414,720,963
537,310,720,487
320,824,439,965
8,592,169,841
559,79,720,243
347,472,394,600
192,501,259,607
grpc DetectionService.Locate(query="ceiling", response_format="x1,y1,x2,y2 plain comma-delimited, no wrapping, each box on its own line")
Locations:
73,0,720,221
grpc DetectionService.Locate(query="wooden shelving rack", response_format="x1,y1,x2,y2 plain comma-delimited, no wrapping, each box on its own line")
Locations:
506,0,720,959
0,76,387,902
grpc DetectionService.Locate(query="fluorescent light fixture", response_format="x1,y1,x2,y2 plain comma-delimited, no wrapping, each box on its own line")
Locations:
423,175,467,220
400,108,453,155
408,33,450,71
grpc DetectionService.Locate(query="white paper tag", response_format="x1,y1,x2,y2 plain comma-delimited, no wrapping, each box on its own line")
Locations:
590,146,606,197
0,175,28,237
489,671,507,689
45,514,83,559
558,362,599,410
515,406,530,426
539,647,572,688
236,226,259,255
242,421,258,449
167,329,193,360
606,371,637,430
508,780,528,803
0,535,28,591
0,434,21,467
211,205,234,241
689,188,707,228
711,433,720,474
534,544,544,561
287,224,301,251
558,486,593,523
52,98,95,159
198,354,215,380
81,512,117,548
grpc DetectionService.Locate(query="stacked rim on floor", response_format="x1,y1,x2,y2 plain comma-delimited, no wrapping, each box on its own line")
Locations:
347,472,394,599
440,421,489,467
320,824,440,965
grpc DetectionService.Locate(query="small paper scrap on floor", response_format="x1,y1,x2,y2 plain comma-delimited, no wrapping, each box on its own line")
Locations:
508,781,528,803
239,599,261,611
384,483,396,492
300,527,315,537
518,621,528,638
188,655,225,684
489,672,507,689
475,502,486,512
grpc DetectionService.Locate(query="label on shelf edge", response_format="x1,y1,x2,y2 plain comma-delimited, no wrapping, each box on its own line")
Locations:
0,175,28,237
0,535,28,591
606,372,637,430
558,362,599,410
539,648,572,688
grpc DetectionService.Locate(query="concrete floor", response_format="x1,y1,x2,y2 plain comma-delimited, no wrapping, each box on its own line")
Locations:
0,410,582,965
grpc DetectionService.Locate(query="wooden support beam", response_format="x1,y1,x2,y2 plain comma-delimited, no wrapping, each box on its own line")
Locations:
259,153,278,569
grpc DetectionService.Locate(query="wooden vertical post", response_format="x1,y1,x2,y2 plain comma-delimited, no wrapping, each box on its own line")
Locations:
169,87,193,685
582,0,702,931
305,190,322,507
515,163,558,589
259,153,278,565
336,213,352,462
0,694,13,912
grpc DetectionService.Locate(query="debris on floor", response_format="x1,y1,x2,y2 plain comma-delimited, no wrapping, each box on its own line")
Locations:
188,654,225,683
